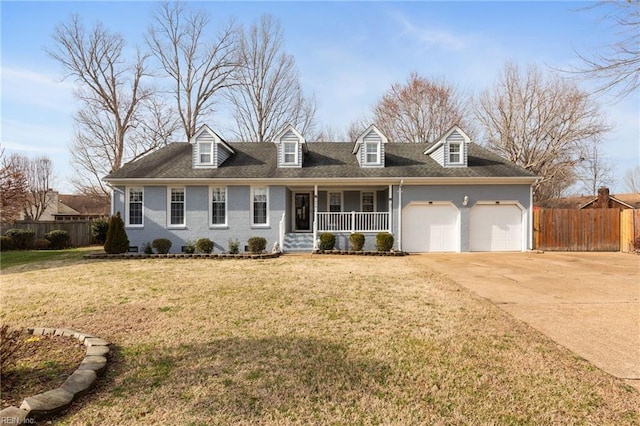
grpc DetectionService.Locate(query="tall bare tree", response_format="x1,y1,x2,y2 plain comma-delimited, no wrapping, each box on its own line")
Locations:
0,150,28,225
48,15,151,196
147,1,238,139
623,166,640,193
229,14,316,142
372,72,469,143
575,139,615,195
19,155,55,221
574,1,640,100
475,62,611,202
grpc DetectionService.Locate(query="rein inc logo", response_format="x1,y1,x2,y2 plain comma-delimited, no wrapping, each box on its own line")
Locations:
0,413,35,424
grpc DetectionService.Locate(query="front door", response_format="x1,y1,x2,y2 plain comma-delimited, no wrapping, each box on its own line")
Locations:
294,193,311,231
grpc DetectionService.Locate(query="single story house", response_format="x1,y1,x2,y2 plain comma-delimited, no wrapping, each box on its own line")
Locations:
104,124,538,253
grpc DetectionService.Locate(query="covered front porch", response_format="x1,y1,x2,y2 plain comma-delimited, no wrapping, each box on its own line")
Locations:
279,185,393,252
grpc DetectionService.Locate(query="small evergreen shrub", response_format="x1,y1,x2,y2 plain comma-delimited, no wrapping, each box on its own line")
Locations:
152,238,172,254
104,212,130,254
376,232,394,252
34,239,51,250
5,229,35,250
195,238,214,254
45,230,70,249
183,242,196,254
228,239,240,254
0,236,14,251
349,233,365,251
319,232,336,251
247,237,267,254
91,218,110,244
143,242,154,254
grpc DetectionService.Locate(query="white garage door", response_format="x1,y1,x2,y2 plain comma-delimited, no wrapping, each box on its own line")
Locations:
402,203,459,252
470,204,523,252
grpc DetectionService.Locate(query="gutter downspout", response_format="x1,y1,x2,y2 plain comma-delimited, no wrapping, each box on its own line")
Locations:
398,180,404,252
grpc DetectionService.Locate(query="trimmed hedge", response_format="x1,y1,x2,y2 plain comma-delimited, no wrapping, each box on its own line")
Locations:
376,232,394,252
45,230,70,250
5,229,35,250
195,238,214,254
349,233,365,251
91,218,109,244
319,233,336,251
247,237,267,254
0,236,14,251
152,238,172,254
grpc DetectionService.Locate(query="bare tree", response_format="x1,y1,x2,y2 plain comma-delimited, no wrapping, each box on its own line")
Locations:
575,139,615,195
574,1,640,100
314,125,347,142
48,15,151,196
372,72,469,143
228,14,316,142
475,62,611,202
623,166,640,193
19,156,55,221
0,150,28,225
147,1,238,139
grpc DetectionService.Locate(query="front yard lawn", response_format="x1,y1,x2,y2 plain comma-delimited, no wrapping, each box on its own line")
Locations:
1,255,638,424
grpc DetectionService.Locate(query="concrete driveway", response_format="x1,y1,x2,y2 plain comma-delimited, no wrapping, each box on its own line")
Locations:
411,252,640,390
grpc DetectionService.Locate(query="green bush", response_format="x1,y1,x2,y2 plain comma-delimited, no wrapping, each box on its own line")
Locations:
91,218,110,244
247,237,267,254
34,239,51,250
44,230,70,250
195,238,214,254
143,242,154,254
183,242,196,254
319,232,336,251
349,233,365,251
104,212,130,254
228,239,240,254
0,236,14,251
5,229,35,250
376,232,394,252
152,238,172,254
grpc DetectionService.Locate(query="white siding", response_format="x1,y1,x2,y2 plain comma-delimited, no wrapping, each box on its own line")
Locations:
444,129,468,167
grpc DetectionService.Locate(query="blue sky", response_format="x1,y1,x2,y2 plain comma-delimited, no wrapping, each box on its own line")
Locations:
1,1,638,194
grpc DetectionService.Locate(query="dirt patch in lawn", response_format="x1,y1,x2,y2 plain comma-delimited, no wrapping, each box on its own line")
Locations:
1,255,638,424
1,334,86,409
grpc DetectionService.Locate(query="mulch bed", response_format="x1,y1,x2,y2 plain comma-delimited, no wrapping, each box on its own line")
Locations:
1,334,86,409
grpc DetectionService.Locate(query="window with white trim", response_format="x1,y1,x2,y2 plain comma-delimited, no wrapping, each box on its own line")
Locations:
211,187,227,226
127,187,143,226
329,192,342,212
365,141,379,164
199,142,213,165
252,187,268,225
361,191,375,212
168,187,185,227
283,142,297,164
449,142,461,164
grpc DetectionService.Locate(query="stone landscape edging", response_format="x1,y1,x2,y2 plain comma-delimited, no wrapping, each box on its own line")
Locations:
83,252,281,259
0,328,110,425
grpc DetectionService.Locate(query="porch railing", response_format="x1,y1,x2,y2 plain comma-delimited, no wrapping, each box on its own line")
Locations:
316,212,389,233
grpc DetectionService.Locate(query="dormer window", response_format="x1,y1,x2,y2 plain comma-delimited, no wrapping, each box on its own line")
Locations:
199,142,213,165
449,142,461,164
283,141,297,164
365,141,379,164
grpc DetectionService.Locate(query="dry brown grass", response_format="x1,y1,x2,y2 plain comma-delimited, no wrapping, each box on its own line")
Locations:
1,255,638,425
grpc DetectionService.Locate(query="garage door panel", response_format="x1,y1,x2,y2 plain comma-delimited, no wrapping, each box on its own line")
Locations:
470,204,522,252
402,204,459,253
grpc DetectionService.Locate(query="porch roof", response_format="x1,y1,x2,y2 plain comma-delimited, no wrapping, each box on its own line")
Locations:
105,142,535,182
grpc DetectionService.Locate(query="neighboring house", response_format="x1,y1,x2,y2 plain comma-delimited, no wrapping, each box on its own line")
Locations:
17,192,110,222
104,124,537,253
538,188,640,210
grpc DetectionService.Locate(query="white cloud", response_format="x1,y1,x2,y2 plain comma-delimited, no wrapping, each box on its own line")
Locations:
1,65,77,114
390,10,466,51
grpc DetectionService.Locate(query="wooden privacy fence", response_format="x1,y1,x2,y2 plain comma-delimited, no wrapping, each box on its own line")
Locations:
1,220,95,247
534,208,638,252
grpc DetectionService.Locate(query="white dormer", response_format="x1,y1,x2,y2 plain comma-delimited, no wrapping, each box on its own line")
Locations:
272,124,307,168
352,125,388,168
190,125,235,169
424,125,471,168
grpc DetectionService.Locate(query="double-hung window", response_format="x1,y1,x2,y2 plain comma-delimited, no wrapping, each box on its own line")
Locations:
362,192,375,212
199,142,213,165
211,187,227,226
168,187,185,227
283,142,297,164
449,142,461,164
365,141,379,164
127,187,143,227
329,192,342,212
252,187,268,226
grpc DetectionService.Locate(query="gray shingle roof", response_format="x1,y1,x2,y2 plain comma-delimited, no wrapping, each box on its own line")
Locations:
105,142,535,181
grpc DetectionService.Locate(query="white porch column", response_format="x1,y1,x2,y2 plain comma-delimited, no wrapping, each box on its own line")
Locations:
313,185,318,250
388,184,392,233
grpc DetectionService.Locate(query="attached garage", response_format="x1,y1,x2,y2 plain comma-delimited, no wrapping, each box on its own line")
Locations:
470,203,523,252
402,202,459,252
